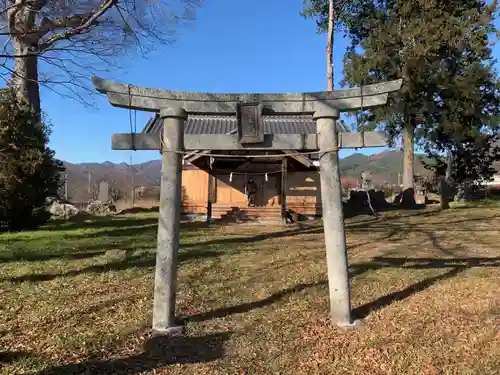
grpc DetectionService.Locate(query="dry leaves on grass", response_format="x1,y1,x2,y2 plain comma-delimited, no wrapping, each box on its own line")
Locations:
0,207,499,374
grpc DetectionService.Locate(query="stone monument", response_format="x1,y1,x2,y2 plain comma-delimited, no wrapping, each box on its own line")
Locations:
361,170,372,190
98,181,109,202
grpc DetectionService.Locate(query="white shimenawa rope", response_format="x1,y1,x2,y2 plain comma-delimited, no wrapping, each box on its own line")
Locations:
365,190,378,217
219,170,282,176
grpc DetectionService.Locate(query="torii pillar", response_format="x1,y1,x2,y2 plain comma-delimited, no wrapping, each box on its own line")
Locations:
315,107,357,327
152,107,187,334
92,76,402,333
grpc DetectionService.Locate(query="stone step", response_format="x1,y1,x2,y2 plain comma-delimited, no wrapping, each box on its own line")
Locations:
213,209,281,217
212,206,282,223
213,206,280,211
216,215,282,223
211,204,283,223
212,210,281,216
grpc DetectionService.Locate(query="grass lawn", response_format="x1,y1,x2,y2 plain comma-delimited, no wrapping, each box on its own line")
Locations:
0,206,499,374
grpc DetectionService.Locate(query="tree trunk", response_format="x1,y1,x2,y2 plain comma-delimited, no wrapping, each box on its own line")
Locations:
326,0,334,91
399,60,416,206
439,176,450,209
401,115,416,206
440,152,453,209
12,38,41,117
8,3,41,118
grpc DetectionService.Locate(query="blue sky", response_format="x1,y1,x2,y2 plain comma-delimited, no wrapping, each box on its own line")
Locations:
42,0,499,164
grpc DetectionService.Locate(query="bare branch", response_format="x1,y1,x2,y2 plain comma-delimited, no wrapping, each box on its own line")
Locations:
3,0,203,109
38,0,117,51
0,2,22,17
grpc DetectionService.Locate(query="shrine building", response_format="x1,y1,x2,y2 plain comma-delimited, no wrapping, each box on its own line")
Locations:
143,113,349,222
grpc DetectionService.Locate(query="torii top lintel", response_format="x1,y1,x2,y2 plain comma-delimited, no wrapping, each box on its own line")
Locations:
92,76,402,115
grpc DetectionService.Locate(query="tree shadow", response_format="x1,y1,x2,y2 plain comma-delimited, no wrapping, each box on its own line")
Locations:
351,256,500,319
182,256,500,323
0,351,31,364
183,281,325,323
182,259,389,324
352,266,468,319
185,223,324,249
2,207,445,268
346,213,500,234
3,248,221,283
87,223,159,238
0,250,107,264
371,256,500,269
45,216,159,231
345,207,440,230
36,332,231,375
46,215,226,234
116,206,160,215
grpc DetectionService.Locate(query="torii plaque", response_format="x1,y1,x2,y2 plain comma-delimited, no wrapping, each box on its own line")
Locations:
92,76,402,334
237,102,264,144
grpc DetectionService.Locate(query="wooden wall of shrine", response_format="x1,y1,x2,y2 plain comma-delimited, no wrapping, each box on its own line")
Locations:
180,165,322,217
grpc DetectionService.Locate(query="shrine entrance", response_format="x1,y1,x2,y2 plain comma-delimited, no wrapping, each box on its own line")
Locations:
214,172,279,208
93,75,402,334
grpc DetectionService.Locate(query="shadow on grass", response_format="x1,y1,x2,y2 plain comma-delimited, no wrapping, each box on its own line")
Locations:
183,257,500,323
0,250,108,264
0,351,31,364
183,207,446,249
43,205,441,246
2,249,221,283
346,213,500,234
183,281,325,323
352,266,469,320
46,216,221,233
343,199,427,219
36,332,231,375
7,207,449,262
189,224,324,248
45,216,159,231
0,208,443,267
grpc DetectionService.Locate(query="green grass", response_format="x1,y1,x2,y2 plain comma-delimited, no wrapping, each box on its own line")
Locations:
1,206,499,374
450,199,500,208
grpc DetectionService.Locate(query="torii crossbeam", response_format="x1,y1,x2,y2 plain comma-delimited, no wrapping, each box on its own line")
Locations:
93,76,402,335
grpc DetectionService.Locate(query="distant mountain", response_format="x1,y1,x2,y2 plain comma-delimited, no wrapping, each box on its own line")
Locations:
62,150,433,201
63,159,163,202
339,150,432,186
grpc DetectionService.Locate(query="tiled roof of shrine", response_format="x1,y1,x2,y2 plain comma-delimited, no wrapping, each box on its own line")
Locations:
142,114,349,135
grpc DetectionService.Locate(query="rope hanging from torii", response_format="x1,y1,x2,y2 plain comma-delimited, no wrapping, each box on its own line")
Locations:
128,84,137,151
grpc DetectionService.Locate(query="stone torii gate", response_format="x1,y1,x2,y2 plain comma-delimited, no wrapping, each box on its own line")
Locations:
92,76,402,334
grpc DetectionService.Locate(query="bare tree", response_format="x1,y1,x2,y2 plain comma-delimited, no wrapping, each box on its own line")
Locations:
109,179,125,202
326,0,333,91
1,0,202,115
302,1,365,91
89,181,99,201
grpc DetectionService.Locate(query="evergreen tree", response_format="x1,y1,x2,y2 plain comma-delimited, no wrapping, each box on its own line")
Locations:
0,89,63,232
301,0,366,32
338,0,499,204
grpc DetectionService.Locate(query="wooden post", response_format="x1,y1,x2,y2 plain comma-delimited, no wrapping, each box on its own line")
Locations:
87,171,91,201
64,171,68,201
207,171,215,223
152,106,187,335
281,158,288,223
315,107,362,329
